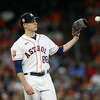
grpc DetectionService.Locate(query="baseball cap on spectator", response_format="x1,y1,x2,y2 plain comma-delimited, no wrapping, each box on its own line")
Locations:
20,12,38,26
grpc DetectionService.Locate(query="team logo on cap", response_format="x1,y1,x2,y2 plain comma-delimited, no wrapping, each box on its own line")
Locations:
30,13,33,16
22,18,25,23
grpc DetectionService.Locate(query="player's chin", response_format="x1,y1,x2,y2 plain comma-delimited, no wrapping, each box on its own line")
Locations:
34,27,37,31
31,28,37,32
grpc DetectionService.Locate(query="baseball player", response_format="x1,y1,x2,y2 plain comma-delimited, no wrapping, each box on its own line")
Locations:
10,12,88,100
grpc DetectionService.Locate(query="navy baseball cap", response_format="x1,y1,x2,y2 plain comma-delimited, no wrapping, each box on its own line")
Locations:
20,12,38,26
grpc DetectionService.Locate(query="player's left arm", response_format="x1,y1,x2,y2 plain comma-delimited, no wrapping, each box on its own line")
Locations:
56,18,88,55
55,36,79,56
63,36,79,52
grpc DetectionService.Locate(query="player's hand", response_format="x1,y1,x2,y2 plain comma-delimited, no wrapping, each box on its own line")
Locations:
24,83,34,95
73,35,79,40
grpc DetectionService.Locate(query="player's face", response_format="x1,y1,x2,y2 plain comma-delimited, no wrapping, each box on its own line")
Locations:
24,20,38,32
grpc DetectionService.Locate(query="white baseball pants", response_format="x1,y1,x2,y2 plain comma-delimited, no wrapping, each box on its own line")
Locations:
24,74,57,100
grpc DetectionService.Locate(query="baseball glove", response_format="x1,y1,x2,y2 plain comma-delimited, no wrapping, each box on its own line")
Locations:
72,18,88,37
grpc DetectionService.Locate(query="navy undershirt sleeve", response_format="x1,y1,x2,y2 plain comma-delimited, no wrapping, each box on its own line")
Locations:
55,46,64,56
13,60,23,74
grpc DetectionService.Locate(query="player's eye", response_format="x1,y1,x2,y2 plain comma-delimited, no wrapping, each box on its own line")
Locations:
30,20,37,23
31,20,35,23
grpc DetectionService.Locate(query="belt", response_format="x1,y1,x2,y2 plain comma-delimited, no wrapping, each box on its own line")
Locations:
24,69,50,76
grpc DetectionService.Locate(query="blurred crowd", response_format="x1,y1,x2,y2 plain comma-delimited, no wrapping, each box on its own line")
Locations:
0,0,100,100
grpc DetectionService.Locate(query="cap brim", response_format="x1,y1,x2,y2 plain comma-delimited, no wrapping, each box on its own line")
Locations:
34,17,38,20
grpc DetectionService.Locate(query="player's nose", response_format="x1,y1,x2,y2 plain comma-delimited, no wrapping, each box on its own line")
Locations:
34,20,37,25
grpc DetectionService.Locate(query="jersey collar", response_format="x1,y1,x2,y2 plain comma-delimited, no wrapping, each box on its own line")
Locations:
22,33,39,41
31,34,37,40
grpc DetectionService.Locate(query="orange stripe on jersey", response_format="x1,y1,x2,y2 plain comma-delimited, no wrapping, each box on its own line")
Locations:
37,34,42,71
13,57,23,61
50,46,59,56
37,34,40,43
22,37,39,72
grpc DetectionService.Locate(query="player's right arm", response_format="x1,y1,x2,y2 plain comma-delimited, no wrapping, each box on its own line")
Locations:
17,72,34,95
11,44,34,95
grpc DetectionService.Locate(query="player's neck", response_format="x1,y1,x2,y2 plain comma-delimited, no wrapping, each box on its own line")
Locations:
25,30,35,37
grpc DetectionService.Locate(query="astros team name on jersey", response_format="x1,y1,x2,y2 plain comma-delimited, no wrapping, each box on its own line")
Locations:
25,45,46,58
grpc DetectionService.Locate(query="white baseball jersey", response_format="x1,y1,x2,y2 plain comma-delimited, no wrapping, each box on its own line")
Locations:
11,33,59,73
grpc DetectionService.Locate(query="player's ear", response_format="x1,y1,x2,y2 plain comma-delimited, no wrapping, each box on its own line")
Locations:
23,23,27,28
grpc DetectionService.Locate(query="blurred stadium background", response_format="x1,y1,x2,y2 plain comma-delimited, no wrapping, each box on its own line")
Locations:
0,0,100,100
